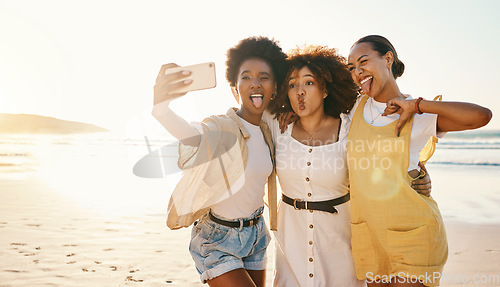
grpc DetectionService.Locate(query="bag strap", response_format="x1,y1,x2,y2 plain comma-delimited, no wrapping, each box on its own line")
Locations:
419,95,442,164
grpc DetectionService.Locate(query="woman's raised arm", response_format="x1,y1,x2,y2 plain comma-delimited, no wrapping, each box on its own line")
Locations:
152,63,201,147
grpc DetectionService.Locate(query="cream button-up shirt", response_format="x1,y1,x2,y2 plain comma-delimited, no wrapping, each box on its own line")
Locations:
166,108,278,231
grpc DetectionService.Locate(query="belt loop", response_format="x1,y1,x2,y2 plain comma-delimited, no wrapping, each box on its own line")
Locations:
238,219,243,231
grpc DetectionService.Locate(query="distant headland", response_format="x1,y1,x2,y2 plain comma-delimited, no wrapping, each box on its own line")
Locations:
0,113,109,134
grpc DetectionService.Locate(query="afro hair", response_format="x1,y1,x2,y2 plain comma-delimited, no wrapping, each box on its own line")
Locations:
270,45,358,118
225,36,287,91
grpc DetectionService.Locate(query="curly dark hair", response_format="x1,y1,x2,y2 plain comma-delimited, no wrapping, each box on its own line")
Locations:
225,36,287,90
269,45,358,118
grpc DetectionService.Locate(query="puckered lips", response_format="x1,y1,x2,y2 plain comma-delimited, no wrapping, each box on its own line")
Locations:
298,97,305,111
360,76,373,94
250,93,264,108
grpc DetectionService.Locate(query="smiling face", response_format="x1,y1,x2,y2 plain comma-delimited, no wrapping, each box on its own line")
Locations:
287,66,325,118
234,58,276,115
347,42,394,100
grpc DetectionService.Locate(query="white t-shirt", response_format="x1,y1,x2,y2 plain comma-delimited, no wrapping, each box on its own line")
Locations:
210,116,273,219
349,95,444,171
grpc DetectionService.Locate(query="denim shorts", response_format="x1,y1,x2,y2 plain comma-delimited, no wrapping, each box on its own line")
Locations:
189,206,271,283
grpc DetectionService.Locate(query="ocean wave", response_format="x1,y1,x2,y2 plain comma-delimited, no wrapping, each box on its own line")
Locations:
443,130,500,139
0,153,29,157
429,161,500,167
439,146,500,150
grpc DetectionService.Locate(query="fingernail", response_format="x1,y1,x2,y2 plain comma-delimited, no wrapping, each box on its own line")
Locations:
182,70,191,75
184,79,192,84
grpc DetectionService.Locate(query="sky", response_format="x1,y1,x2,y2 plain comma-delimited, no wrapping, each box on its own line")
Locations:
1,0,499,135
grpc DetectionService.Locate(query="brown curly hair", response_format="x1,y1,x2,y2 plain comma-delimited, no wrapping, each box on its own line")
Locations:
269,45,358,118
225,36,287,91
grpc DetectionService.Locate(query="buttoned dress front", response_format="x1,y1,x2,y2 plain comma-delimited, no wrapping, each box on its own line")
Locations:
263,112,365,287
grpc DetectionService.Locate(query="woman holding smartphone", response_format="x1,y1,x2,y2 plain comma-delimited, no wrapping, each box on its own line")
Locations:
153,37,434,286
152,36,286,287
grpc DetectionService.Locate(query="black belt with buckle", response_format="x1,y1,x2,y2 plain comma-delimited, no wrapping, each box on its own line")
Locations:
208,212,261,228
282,193,350,214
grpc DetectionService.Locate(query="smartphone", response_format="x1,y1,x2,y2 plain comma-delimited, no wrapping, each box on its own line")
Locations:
165,62,216,93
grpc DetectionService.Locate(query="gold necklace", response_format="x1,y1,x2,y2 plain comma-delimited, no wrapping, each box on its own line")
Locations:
369,97,384,124
298,118,325,143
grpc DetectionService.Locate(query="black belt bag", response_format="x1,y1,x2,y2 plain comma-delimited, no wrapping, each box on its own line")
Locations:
282,193,350,214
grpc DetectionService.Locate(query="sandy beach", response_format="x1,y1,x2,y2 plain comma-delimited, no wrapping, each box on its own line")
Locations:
1,135,499,286
2,174,500,287
0,174,201,287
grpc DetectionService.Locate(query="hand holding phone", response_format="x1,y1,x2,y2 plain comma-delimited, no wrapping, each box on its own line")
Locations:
165,62,216,94
154,62,216,106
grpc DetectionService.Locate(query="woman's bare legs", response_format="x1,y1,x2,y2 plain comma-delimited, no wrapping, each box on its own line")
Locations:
247,269,266,287
207,268,265,287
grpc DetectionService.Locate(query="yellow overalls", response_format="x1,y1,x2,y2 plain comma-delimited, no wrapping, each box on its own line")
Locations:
347,96,448,286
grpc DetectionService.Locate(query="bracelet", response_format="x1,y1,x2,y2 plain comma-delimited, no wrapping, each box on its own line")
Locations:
415,97,424,114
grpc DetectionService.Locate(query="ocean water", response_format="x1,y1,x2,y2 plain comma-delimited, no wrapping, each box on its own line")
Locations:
426,130,500,224
0,132,176,217
1,129,499,223
430,129,500,167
